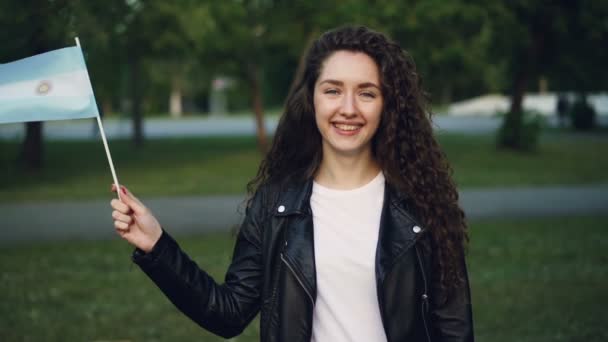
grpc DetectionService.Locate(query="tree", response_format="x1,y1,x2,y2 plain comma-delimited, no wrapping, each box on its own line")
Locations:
199,0,315,152
0,0,73,170
378,0,494,103
488,1,608,149
69,0,131,118
545,1,608,94
71,0,200,146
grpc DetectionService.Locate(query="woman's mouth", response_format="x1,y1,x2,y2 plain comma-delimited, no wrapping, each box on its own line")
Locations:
333,123,362,135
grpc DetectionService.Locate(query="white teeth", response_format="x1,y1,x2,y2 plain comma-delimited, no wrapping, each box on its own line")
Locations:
334,124,360,131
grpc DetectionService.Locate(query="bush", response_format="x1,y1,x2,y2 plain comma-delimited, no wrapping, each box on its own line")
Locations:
569,96,596,130
497,110,544,151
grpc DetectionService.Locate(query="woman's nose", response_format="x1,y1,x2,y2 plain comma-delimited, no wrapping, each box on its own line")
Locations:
340,92,357,116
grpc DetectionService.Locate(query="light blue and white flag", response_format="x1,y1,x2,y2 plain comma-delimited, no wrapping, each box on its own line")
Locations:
0,46,99,124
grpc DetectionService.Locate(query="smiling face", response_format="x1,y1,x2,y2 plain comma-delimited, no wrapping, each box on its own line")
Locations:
313,50,383,159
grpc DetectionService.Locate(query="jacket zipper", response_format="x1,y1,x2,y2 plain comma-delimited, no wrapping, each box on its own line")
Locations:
378,245,432,342
394,201,431,341
280,253,315,306
415,245,432,342
269,241,286,311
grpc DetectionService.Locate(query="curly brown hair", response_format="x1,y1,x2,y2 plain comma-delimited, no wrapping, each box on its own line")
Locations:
248,26,468,296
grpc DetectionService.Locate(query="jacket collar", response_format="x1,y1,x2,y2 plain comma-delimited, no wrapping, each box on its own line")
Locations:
376,184,424,281
272,179,314,217
272,177,425,297
271,176,420,224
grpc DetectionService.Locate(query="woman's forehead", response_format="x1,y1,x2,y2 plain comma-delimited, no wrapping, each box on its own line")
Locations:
317,50,380,86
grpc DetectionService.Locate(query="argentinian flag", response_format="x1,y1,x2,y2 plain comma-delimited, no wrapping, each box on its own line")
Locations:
0,46,99,124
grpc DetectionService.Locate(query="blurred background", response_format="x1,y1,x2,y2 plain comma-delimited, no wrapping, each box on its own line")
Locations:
1,0,607,341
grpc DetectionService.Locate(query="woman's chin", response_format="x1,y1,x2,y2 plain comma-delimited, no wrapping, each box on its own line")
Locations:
323,140,372,158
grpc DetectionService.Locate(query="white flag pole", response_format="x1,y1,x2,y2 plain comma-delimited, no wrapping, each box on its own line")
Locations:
75,37,122,200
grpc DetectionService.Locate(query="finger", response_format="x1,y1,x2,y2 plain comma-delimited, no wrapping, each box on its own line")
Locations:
115,227,128,238
112,210,132,224
119,186,147,215
110,199,130,214
110,184,123,200
114,220,129,231
123,186,147,210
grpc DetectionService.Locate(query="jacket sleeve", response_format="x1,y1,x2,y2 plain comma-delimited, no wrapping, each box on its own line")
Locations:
132,190,267,339
429,254,475,342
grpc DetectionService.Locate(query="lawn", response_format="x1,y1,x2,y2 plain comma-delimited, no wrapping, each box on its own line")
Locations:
1,132,607,202
0,215,606,341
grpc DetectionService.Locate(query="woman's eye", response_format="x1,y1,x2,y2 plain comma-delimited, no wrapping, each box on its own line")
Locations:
361,92,376,99
324,89,340,95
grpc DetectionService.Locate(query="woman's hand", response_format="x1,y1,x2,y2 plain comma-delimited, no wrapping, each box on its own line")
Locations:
110,185,162,253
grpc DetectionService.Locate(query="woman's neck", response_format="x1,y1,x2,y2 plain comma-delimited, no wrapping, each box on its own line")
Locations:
315,146,381,190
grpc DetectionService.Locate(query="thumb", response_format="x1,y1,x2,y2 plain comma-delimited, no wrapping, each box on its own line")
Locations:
119,186,147,215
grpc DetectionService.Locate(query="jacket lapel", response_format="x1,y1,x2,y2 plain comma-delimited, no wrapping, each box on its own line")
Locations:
271,179,424,302
273,180,317,301
375,183,422,283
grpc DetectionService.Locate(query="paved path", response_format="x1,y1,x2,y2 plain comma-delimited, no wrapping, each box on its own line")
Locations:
1,185,606,244
4,115,599,141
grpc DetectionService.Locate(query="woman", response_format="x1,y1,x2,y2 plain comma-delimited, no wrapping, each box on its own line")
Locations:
110,26,473,342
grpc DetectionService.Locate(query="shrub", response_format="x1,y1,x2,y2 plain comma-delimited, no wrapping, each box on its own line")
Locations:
569,96,596,130
497,110,544,151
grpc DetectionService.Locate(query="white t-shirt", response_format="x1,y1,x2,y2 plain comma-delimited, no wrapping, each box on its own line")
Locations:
310,172,387,342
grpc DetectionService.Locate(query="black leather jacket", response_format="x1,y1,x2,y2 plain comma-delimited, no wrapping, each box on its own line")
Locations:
133,180,474,341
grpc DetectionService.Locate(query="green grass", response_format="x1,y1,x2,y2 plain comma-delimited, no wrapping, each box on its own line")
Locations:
0,136,261,202
439,133,608,187
0,215,606,341
469,215,608,341
1,132,607,202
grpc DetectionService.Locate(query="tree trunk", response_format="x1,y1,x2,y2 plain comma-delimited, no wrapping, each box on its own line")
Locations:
102,99,112,117
538,76,548,94
510,67,528,114
19,30,49,170
129,54,144,147
170,75,183,118
498,66,528,149
19,121,44,170
499,21,546,150
248,63,267,153
440,85,452,108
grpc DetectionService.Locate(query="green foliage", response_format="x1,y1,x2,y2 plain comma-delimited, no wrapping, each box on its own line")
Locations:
2,1,608,146
547,2,608,92
496,111,544,151
570,96,597,130
484,1,608,151
0,0,72,60
483,1,608,93
3,1,606,108
391,1,499,102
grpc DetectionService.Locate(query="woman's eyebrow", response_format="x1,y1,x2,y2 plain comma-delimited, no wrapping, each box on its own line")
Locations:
358,82,381,90
319,79,381,90
319,79,343,87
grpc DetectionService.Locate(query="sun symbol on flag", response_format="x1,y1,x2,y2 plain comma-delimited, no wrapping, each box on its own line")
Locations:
36,81,52,95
